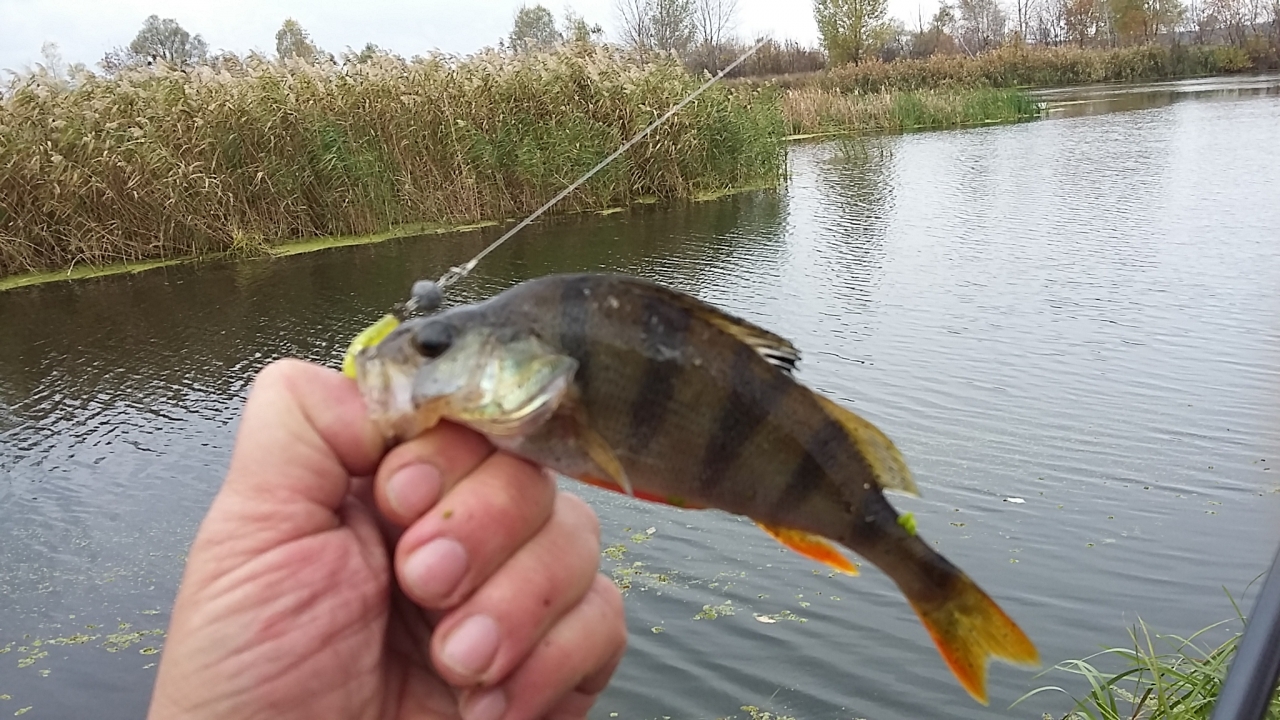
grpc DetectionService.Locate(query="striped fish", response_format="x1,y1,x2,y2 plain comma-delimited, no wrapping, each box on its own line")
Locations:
351,272,1038,703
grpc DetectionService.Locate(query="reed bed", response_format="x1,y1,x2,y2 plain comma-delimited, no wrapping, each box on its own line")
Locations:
0,46,785,277
784,86,1040,135
819,44,1256,94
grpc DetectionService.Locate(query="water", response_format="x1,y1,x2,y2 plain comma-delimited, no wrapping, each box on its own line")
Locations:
2,80,1279,719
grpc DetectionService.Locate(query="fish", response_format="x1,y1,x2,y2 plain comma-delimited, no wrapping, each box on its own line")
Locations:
348,272,1039,703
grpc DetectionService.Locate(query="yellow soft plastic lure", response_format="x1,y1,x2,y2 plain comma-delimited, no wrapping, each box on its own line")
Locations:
341,314,401,379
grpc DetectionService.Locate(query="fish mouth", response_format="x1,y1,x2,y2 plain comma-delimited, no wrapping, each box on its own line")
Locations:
354,346,445,441
353,320,579,443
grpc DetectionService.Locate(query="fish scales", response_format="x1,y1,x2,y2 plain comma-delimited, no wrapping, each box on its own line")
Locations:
535,277,836,521
352,272,1040,704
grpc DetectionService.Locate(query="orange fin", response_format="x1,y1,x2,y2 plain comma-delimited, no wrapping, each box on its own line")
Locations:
756,522,858,575
574,475,703,509
908,574,1040,705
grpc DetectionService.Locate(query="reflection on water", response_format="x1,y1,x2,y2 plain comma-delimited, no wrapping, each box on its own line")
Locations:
2,86,1279,720
1036,72,1280,117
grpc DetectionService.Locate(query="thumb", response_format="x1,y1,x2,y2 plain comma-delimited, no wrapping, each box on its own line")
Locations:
205,358,386,552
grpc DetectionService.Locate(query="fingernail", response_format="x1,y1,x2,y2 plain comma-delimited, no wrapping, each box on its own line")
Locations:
440,614,500,679
386,464,442,519
462,687,506,720
405,538,468,604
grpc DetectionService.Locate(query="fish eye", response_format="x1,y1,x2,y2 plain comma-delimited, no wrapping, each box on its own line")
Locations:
413,322,453,359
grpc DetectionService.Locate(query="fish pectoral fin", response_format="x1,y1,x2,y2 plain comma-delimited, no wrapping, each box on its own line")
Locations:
812,395,920,497
578,424,635,497
756,522,858,575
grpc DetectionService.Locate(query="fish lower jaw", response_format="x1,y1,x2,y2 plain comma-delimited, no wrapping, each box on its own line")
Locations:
355,359,429,441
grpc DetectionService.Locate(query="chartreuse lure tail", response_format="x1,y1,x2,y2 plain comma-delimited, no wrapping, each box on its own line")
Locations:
341,314,401,379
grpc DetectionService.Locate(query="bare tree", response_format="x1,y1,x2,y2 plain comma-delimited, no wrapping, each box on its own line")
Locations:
956,0,1008,49
1030,0,1068,44
651,0,697,54
693,0,739,73
616,0,654,54
614,0,696,55
1208,0,1250,42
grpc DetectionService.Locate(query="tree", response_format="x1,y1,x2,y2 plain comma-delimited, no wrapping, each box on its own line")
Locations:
651,0,697,53
955,0,1008,50
910,2,960,55
563,9,605,43
128,15,209,66
275,18,324,62
1063,0,1106,45
1029,0,1068,44
693,0,739,72
509,4,563,52
615,0,696,55
814,0,890,65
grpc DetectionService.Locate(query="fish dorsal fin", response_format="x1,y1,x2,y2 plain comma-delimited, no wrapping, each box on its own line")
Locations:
756,522,858,575
813,395,920,497
661,289,800,374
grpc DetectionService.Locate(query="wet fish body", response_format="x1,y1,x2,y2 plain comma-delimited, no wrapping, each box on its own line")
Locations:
352,273,1038,703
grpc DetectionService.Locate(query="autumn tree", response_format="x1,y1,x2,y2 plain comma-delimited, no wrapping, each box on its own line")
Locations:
1063,0,1107,45
563,9,605,43
910,2,960,55
1029,0,1068,44
615,0,696,55
814,0,889,65
509,4,563,52
956,0,1008,51
128,15,209,66
693,0,739,72
275,19,324,62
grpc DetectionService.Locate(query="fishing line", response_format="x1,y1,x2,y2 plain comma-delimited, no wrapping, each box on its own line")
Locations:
405,38,770,314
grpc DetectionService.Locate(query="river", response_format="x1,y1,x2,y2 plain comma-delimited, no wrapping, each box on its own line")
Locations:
2,76,1278,719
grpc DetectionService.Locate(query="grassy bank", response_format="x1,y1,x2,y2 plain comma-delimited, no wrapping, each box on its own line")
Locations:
787,44,1261,95
4,41,1267,282
1017,608,1280,719
784,86,1040,136
0,46,784,277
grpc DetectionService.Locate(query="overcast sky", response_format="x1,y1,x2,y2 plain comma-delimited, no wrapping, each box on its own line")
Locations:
1,0,941,74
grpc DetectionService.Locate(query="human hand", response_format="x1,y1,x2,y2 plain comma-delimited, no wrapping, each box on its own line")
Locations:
147,359,626,720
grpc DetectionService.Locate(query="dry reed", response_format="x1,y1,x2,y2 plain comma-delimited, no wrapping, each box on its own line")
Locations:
784,86,1040,135
818,44,1255,95
0,45,784,277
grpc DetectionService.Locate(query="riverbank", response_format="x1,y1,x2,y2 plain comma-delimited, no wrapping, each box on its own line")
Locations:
0,46,786,280
746,43,1271,94
783,87,1040,136
1018,604,1280,719
3,41,1269,284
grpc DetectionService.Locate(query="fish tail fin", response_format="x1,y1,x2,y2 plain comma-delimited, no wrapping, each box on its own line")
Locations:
907,572,1040,705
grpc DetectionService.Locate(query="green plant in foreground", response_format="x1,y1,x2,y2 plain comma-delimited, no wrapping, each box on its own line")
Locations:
1016,598,1280,720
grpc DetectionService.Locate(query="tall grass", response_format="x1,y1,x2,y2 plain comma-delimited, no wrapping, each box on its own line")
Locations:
0,45,785,277
818,44,1256,94
784,86,1040,135
1016,604,1280,719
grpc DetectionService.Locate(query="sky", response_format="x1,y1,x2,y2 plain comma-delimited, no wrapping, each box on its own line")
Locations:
0,0,943,75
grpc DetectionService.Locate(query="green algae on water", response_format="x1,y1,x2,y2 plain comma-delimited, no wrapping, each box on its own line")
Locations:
694,601,735,620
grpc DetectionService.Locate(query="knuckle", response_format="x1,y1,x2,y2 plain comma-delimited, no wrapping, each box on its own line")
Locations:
593,575,627,643
558,492,601,541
